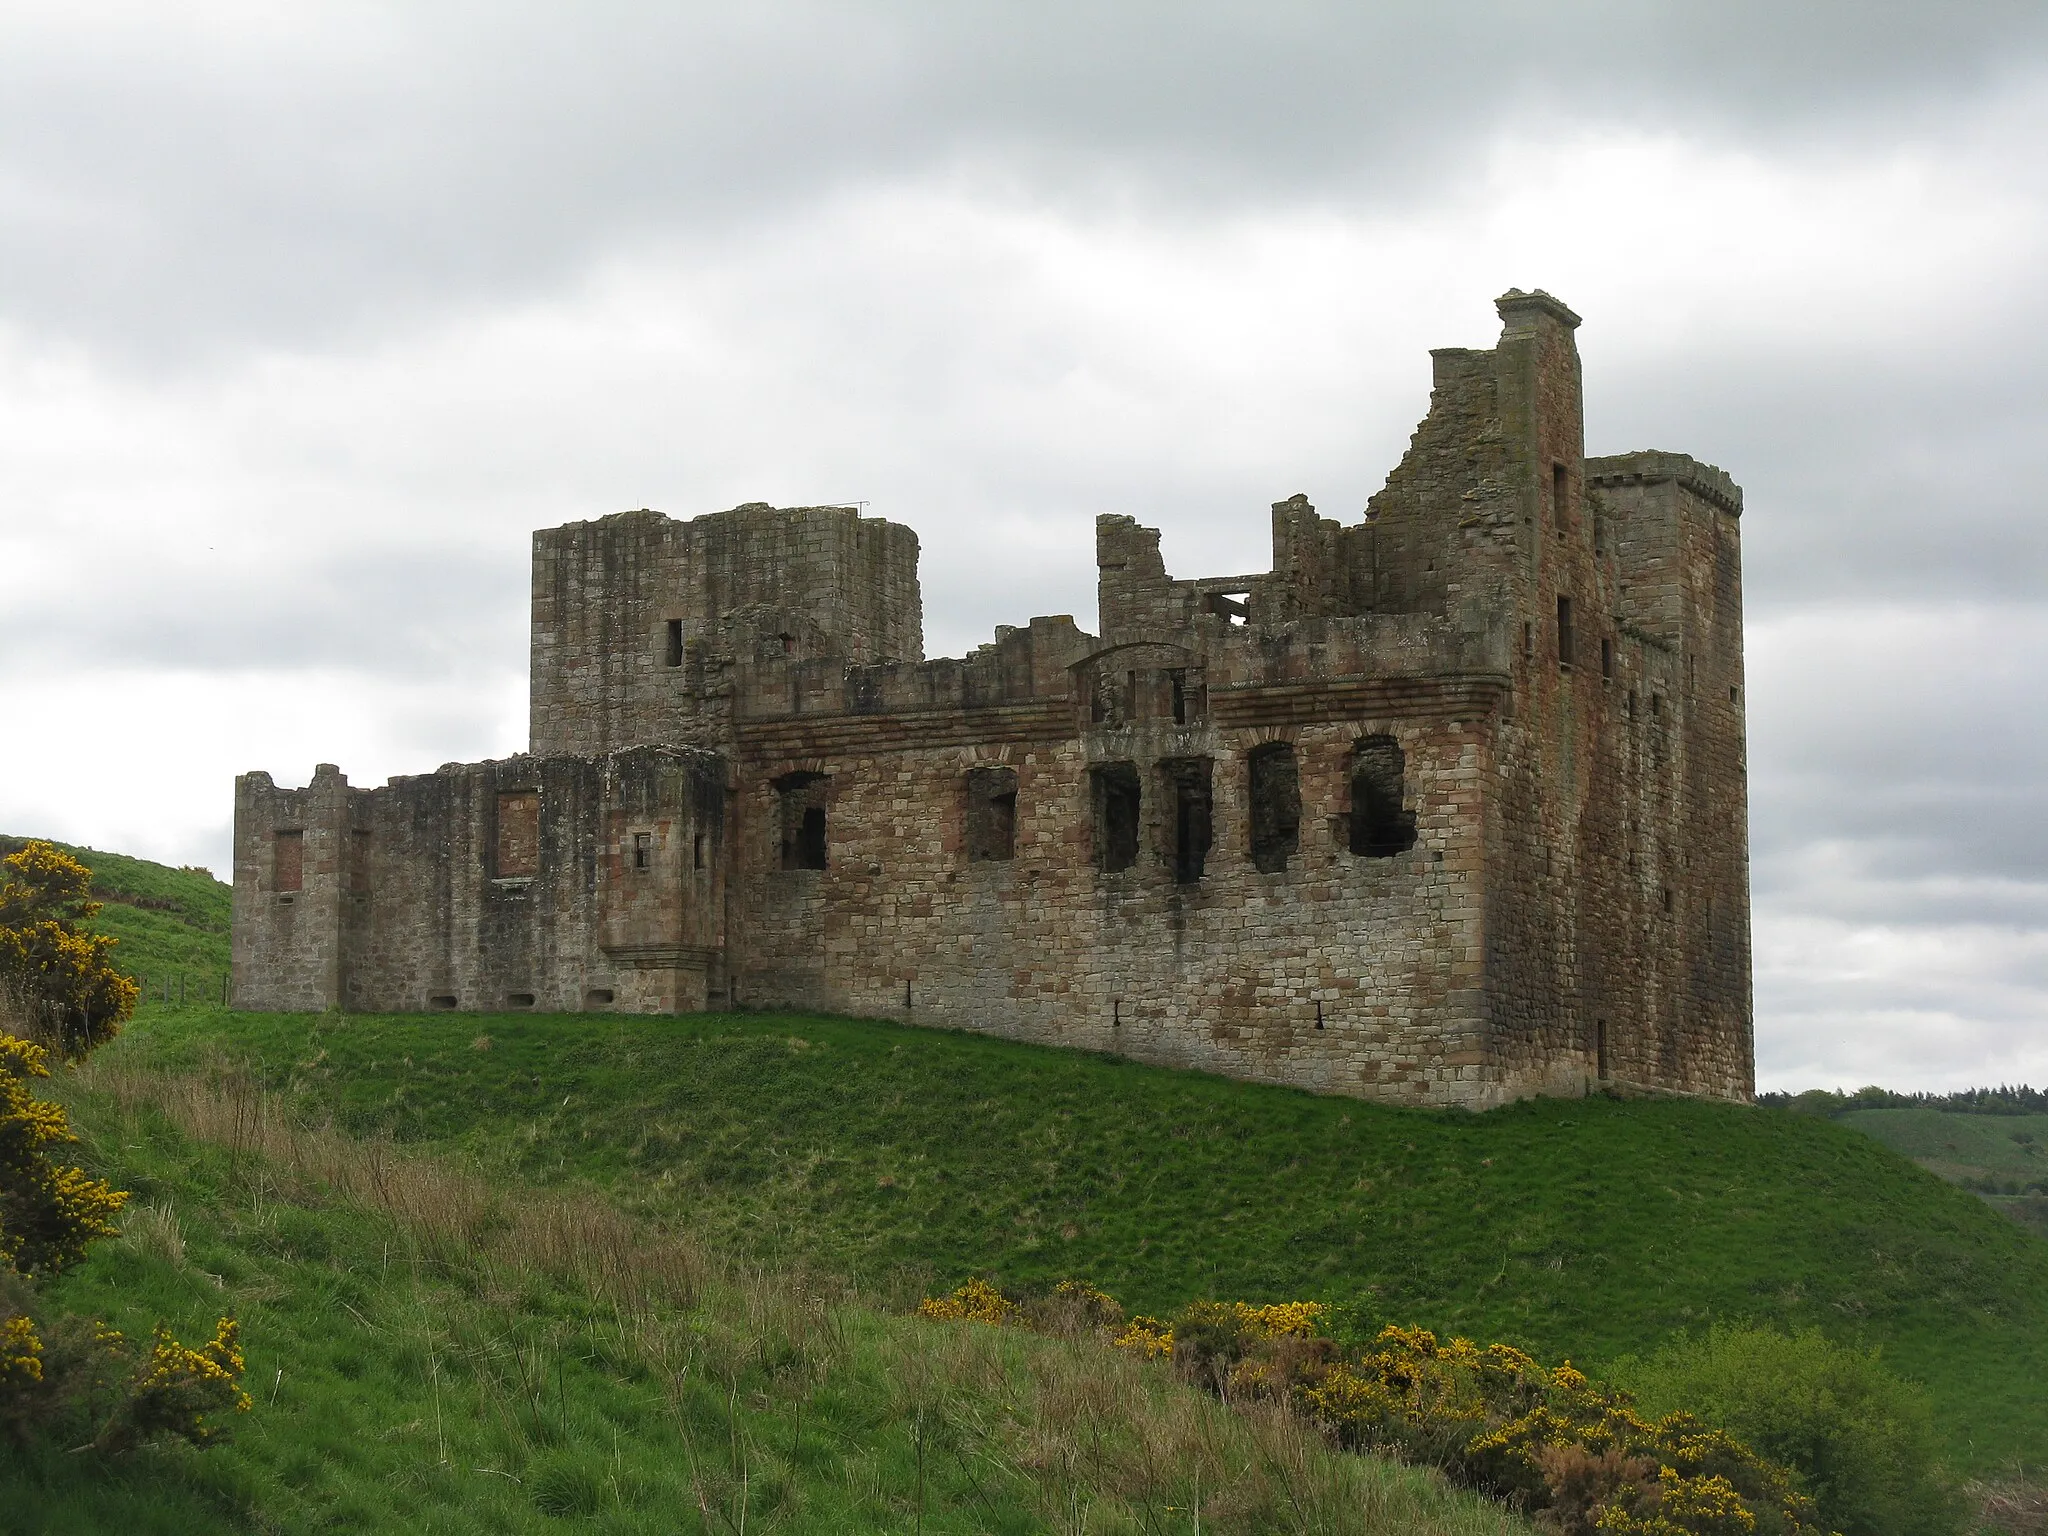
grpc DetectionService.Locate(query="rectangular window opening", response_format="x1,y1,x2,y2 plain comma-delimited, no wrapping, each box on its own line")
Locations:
1556,595,1574,671
1161,757,1214,883
965,765,1019,862
1248,742,1301,875
633,831,653,871
1349,736,1418,858
1651,694,1663,717
1091,762,1142,874
1662,887,1674,915
1522,620,1533,661
1204,591,1250,625
496,791,540,878
665,618,684,668
1169,668,1188,725
273,830,303,894
693,833,705,870
775,772,829,870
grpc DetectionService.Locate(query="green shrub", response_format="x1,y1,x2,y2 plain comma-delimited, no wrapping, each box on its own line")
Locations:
1616,1324,1963,1536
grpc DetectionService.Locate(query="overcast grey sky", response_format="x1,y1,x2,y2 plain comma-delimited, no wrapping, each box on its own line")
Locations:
4,2,2046,1090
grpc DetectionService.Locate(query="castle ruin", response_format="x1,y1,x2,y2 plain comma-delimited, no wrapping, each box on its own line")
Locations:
232,290,1753,1108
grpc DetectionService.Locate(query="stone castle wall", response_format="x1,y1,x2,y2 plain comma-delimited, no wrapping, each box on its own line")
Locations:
232,289,1754,1108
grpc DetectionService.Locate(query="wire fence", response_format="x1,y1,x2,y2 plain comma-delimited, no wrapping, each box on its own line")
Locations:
133,971,231,1007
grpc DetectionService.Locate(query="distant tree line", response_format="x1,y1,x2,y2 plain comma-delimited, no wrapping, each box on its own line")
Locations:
1758,1084,2048,1117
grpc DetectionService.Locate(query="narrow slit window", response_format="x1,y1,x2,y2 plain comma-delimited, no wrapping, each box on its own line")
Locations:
1161,757,1213,883
1349,736,1418,858
1556,596,1574,671
693,833,705,869
1595,1019,1609,1079
1247,742,1300,875
1522,620,1533,661
273,830,303,894
774,772,830,870
964,765,1018,862
665,618,684,667
1600,636,1613,682
1553,464,1569,533
1091,762,1141,873
1169,669,1188,725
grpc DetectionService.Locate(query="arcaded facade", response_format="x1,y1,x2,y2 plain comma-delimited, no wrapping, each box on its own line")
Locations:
232,290,1753,1108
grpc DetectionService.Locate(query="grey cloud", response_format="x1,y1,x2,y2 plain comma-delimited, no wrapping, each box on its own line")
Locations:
5,2,2048,363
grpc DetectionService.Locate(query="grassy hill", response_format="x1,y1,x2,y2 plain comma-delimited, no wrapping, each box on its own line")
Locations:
107,1003,2048,1473
13,1058,1512,1534
0,834,231,994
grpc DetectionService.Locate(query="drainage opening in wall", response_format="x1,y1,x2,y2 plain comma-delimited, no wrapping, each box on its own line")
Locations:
428,995,458,1011
586,988,615,1006
507,992,536,1008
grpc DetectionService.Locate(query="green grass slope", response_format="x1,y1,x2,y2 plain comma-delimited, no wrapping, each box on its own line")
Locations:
8,1066,1518,1535
0,834,231,987
110,1005,2048,1472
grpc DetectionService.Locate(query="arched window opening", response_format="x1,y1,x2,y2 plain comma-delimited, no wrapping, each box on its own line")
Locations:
1160,757,1213,883
965,766,1018,862
1348,736,1417,858
1091,762,1141,873
774,771,829,870
1247,743,1300,874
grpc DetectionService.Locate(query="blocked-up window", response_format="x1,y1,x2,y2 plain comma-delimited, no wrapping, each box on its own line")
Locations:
775,772,829,870
1247,743,1300,875
964,766,1018,862
1348,736,1417,858
1557,596,1574,671
496,791,540,877
1160,757,1213,883
1091,762,1141,873
349,829,372,896
273,830,303,893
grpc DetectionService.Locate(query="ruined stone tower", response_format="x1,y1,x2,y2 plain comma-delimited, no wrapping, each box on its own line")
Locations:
233,290,1753,1107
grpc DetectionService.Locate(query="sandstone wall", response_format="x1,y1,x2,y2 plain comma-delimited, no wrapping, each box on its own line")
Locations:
233,747,727,1016
234,288,1754,1109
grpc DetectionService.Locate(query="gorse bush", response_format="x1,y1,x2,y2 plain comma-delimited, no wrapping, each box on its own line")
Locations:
0,840,138,1062
0,851,246,1462
1616,1325,1962,1536
925,1281,1867,1536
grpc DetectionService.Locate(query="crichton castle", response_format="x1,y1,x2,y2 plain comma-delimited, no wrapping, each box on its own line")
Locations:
232,291,1753,1108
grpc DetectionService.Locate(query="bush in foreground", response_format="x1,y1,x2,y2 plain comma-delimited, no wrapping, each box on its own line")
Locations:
1616,1324,1962,1536
922,1278,1969,1536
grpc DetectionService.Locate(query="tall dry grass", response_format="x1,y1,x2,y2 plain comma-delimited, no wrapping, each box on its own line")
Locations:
60,1056,1525,1535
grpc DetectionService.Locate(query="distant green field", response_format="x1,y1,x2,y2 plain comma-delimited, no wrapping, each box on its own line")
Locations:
0,834,231,993
1842,1108,2048,1239
107,1004,2048,1472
